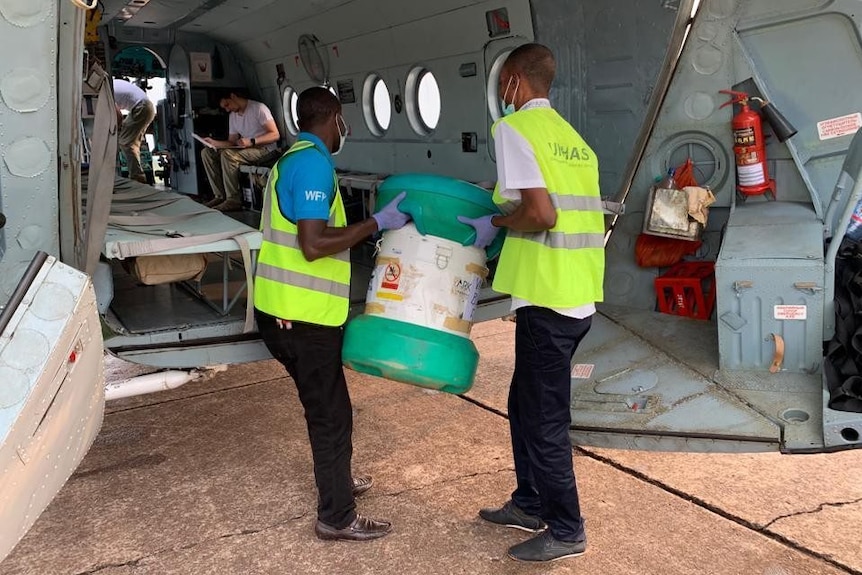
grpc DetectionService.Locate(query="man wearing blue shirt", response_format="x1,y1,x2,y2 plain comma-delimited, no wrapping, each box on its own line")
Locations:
254,87,409,541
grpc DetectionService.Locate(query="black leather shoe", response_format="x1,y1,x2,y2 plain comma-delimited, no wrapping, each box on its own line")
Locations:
479,500,546,532
508,530,586,562
314,514,392,541
352,475,373,497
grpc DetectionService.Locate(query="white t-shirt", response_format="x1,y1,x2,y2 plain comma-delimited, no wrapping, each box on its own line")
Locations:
494,98,596,320
113,79,147,111
229,100,277,151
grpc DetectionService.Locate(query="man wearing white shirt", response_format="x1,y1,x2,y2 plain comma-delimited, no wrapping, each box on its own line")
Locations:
113,78,156,184
458,43,605,563
200,91,280,211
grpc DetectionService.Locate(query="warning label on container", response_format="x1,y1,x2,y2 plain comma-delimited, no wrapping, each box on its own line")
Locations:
571,364,595,379
817,112,862,141
733,126,755,146
774,305,807,321
381,262,401,290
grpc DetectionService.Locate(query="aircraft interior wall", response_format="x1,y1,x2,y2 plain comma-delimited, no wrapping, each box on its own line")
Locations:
101,0,684,202
603,0,862,313
532,0,679,202
243,0,535,182
18,0,687,317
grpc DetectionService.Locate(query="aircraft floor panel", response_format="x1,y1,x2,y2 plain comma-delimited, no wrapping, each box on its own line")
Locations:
599,303,718,379
570,311,783,450
110,277,244,334
715,370,823,452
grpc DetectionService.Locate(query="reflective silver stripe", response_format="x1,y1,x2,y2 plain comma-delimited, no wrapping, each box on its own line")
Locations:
261,228,350,262
549,193,603,212
497,193,602,214
257,263,350,298
262,227,298,246
508,230,605,249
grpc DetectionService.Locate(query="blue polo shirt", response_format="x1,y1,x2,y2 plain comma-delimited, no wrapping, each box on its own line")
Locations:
273,132,335,223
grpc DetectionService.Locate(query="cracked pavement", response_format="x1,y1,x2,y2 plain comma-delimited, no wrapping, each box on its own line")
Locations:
2,321,861,575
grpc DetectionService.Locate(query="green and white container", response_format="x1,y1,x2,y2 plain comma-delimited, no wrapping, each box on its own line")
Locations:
342,173,504,394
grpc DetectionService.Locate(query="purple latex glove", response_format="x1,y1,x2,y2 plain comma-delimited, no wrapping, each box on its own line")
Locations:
372,191,410,231
457,214,500,249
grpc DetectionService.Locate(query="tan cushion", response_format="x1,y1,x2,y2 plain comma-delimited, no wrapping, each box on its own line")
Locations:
129,254,208,285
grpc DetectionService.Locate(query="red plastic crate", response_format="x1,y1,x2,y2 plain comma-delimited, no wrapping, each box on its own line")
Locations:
654,261,716,320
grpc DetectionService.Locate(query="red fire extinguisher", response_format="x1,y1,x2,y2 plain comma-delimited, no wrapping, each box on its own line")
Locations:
719,90,775,198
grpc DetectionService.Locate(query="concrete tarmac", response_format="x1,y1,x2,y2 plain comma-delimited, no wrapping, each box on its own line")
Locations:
2,320,860,575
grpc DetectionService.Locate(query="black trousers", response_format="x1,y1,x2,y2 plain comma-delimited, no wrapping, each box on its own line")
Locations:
509,306,592,541
256,309,356,528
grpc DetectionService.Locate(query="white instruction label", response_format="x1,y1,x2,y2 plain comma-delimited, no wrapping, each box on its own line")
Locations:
817,113,862,141
774,305,807,321
571,364,595,379
737,162,766,186
462,276,482,322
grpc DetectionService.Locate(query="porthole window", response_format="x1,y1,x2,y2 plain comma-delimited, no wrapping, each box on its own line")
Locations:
406,66,441,135
487,49,513,121
282,87,299,135
363,74,392,137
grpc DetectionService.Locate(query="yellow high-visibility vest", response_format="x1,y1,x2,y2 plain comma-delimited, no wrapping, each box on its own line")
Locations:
491,107,605,309
254,140,350,326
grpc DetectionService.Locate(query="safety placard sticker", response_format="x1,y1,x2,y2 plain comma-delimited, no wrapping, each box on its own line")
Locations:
774,305,807,320
380,262,401,290
817,112,862,141
571,364,595,379
462,277,482,322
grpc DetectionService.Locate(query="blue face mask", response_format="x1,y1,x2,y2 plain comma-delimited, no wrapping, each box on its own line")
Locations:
501,75,519,116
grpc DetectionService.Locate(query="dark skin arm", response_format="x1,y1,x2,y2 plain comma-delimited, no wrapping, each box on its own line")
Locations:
491,187,557,232
298,218,379,262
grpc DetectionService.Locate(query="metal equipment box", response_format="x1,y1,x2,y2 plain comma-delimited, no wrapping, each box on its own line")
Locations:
715,203,824,373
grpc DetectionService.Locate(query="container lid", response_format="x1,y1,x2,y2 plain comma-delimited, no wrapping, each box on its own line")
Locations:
376,173,505,259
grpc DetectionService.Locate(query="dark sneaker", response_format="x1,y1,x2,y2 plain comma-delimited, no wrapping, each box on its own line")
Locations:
508,530,586,562
478,500,546,532
314,514,392,542
352,475,373,497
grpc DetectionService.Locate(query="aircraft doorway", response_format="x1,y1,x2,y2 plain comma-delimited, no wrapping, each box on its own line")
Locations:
111,46,170,187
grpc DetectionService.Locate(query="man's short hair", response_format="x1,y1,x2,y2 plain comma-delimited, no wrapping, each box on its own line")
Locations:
297,87,340,131
218,88,249,103
506,43,556,93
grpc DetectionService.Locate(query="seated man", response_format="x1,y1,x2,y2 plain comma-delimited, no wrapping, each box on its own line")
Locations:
114,78,156,184
201,91,281,211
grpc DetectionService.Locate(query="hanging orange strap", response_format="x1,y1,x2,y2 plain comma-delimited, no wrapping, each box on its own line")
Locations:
770,333,785,373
